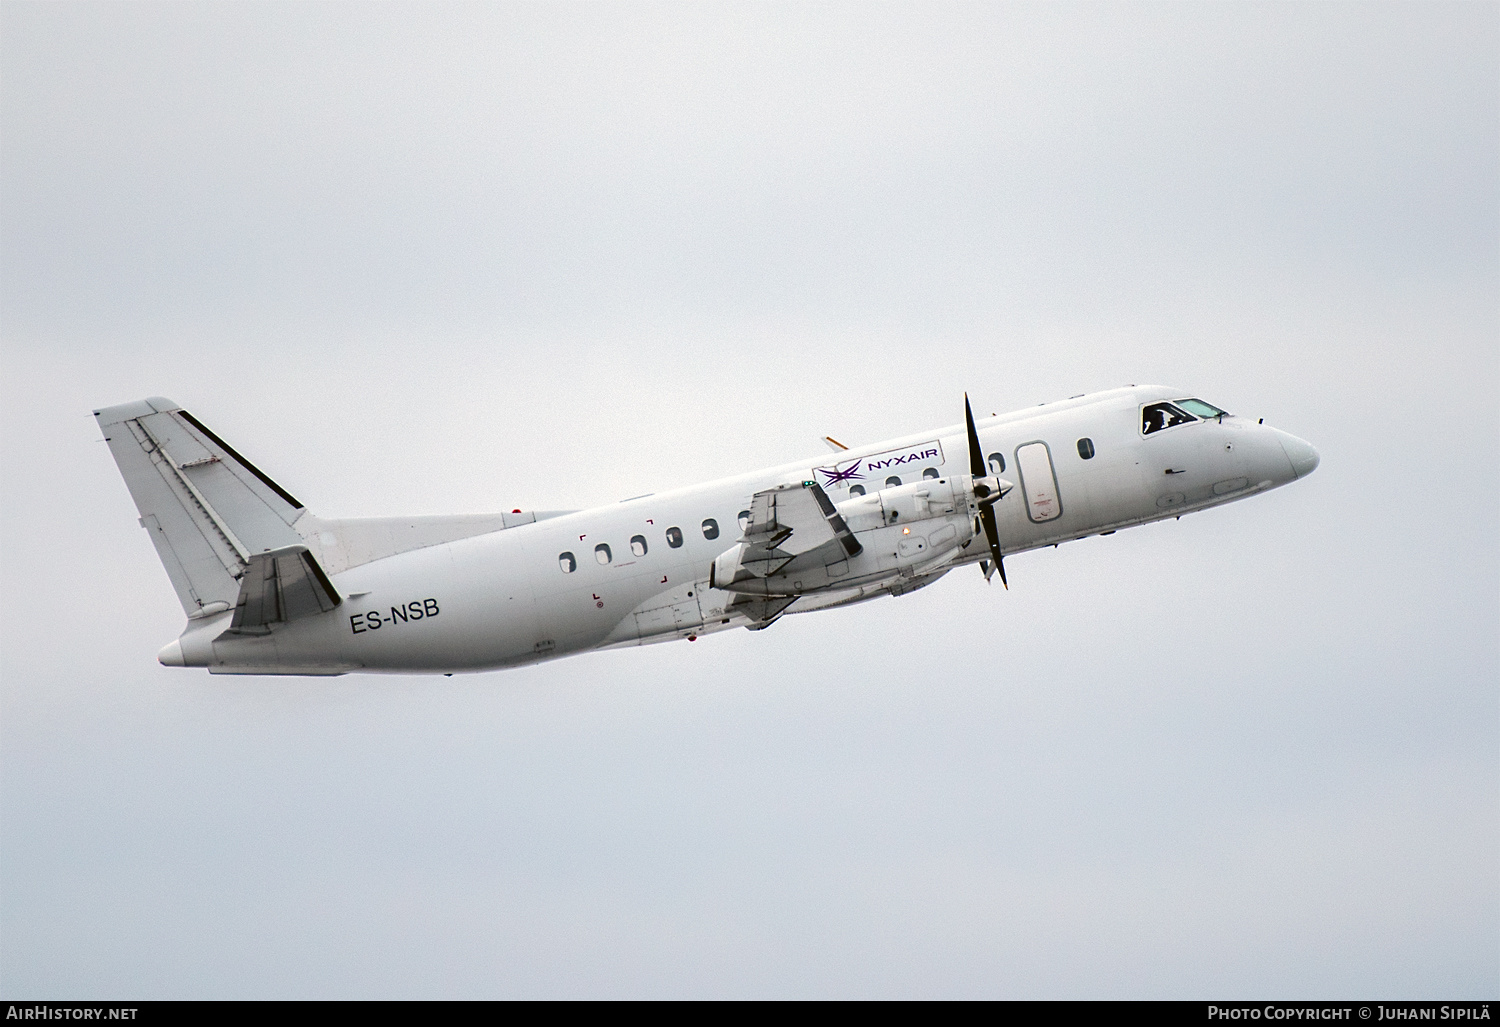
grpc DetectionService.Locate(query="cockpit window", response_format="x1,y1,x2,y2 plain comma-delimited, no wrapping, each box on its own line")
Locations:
1177,398,1227,419
1142,402,1197,435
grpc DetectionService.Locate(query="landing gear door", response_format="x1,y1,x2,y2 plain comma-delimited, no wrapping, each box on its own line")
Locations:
1015,442,1062,523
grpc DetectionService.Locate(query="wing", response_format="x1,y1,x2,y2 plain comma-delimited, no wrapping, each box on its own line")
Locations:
745,480,860,560
712,481,861,589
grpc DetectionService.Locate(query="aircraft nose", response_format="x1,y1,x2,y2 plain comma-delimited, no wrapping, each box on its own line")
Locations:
1278,433,1320,479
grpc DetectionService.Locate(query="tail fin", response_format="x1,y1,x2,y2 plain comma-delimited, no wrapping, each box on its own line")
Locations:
95,397,309,617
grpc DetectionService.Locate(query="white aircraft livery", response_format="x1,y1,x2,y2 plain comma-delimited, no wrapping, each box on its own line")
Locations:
95,387,1318,676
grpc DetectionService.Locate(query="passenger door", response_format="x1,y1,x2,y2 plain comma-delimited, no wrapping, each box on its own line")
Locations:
1015,441,1063,523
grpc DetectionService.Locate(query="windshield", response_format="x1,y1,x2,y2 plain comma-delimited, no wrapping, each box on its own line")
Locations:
1142,402,1196,435
1177,398,1227,418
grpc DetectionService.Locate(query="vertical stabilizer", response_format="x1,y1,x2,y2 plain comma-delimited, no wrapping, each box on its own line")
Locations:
95,398,308,616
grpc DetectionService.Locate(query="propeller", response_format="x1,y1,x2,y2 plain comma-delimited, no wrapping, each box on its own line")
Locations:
965,394,1010,588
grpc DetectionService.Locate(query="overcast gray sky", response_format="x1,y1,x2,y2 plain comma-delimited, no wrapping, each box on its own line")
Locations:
2,1,1495,998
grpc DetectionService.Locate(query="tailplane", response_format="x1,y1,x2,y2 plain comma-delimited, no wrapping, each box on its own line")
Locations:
221,545,342,637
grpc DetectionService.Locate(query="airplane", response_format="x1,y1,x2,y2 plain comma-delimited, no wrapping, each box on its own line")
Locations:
94,387,1318,676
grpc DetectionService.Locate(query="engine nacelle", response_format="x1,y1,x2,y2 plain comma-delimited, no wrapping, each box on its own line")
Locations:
835,476,966,530
711,543,749,589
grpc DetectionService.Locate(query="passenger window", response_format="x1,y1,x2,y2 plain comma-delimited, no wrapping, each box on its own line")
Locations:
665,526,683,548
630,535,647,557
1077,438,1095,459
849,485,865,496
885,476,901,488
738,510,751,531
702,518,719,540
594,543,612,565
922,467,940,479
558,552,576,573
1142,402,1197,435
987,452,1005,474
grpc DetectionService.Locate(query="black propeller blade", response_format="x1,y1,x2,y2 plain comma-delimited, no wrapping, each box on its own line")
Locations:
965,393,987,480
964,394,1008,589
979,503,1008,589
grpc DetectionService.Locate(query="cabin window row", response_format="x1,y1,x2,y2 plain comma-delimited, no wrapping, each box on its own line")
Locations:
557,433,1102,574
845,467,944,497
557,436,1105,573
839,446,1088,500
842,455,1127,493
557,513,749,573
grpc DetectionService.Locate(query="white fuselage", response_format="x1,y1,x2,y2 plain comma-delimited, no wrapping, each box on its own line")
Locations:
167,385,1318,675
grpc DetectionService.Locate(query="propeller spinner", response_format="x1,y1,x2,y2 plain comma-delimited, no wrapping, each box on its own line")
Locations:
965,394,1013,588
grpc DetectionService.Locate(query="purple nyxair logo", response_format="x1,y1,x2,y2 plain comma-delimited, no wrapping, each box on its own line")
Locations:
817,459,865,486
815,441,945,488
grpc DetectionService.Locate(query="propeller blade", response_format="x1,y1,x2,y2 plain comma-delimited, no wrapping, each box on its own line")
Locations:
964,393,986,479
967,394,1008,588
979,502,1008,589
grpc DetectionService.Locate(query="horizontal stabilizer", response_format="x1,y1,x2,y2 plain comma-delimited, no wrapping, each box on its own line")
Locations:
220,545,341,638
